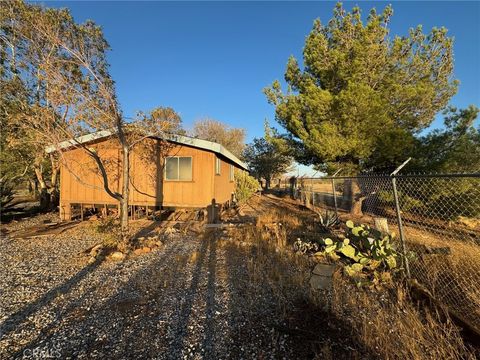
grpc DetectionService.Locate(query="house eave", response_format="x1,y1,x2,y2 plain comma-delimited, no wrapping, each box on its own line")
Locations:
45,130,248,170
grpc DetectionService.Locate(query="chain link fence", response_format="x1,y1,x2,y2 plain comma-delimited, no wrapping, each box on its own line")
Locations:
275,173,480,333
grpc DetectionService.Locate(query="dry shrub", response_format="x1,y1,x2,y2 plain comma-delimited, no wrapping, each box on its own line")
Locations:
225,224,311,313
224,224,370,358
256,207,314,247
409,254,480,334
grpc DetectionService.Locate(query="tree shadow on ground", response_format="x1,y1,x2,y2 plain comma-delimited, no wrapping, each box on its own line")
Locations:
4,222,372,359
0,257,103,342
7,240,188,359
166,230,218,358
5,230,219,359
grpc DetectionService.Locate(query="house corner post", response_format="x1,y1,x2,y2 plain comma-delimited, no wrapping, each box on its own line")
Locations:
60,202,72,221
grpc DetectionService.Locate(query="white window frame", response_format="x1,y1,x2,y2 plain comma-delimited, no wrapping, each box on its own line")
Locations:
229,164,234,182
164,156,193,181
215,157,221,175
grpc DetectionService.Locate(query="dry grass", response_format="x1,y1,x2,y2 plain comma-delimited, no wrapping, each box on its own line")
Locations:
336,210,480,332
331,277,476,360
229,196,479,359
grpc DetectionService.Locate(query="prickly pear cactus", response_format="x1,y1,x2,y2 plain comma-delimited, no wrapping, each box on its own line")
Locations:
316,219,402,285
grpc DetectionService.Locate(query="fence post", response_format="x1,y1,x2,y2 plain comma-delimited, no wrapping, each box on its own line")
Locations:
391,158,411,278
331,169,341,217
311,178,315,208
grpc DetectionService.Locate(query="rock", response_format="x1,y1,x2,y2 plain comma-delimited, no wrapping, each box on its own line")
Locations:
312,263,336,276
154,241,163,248
142,246,151,253
110,251,125,261
133,248,144,256
90,244,103,257
164,227,177,235
374,217,389,234
309,274,333,291
310,263,335,291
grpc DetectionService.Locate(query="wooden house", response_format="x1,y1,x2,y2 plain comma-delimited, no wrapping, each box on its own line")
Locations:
46,131,247,220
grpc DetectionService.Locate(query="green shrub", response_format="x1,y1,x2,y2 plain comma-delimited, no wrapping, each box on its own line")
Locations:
316,209,339,231
377,178,480,221
94,215,118,232
377,189,424,212
234,169,260,204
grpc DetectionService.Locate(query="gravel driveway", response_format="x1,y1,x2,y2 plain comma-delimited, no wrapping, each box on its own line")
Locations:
0,219,307,359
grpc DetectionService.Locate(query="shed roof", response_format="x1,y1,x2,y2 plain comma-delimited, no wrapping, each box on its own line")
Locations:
45,130,248,170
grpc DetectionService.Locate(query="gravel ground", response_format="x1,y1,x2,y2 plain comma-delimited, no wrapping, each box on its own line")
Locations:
1,212,60,234
0,217,311,359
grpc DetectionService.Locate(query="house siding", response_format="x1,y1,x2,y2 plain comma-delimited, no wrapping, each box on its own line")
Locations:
59,137,241,219
213,155,236,204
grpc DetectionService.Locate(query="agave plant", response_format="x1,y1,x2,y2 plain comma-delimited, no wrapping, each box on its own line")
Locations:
316,210,339,231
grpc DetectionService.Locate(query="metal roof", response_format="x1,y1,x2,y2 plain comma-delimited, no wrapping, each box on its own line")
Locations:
45,130,248,170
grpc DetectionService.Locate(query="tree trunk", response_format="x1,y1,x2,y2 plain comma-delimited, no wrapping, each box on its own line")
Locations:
349,179,365,217
50,188,59,208
39,188,50,211
50,155,59,189
48,156,60,209
120,145,130,240
34,165,50,211
265,178,271,190
28,179,37,196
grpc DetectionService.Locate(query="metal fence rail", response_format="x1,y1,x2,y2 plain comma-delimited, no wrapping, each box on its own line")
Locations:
275,172,480,333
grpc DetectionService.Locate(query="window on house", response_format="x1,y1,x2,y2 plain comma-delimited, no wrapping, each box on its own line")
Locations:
229,164,234,181
215,157,221,175
165,156,192,181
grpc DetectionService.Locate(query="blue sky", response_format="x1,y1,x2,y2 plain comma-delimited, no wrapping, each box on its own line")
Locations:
44,1,479,173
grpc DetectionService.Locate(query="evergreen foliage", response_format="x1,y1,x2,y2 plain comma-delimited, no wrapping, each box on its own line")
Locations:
243,138,292,189
264,3,458,173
